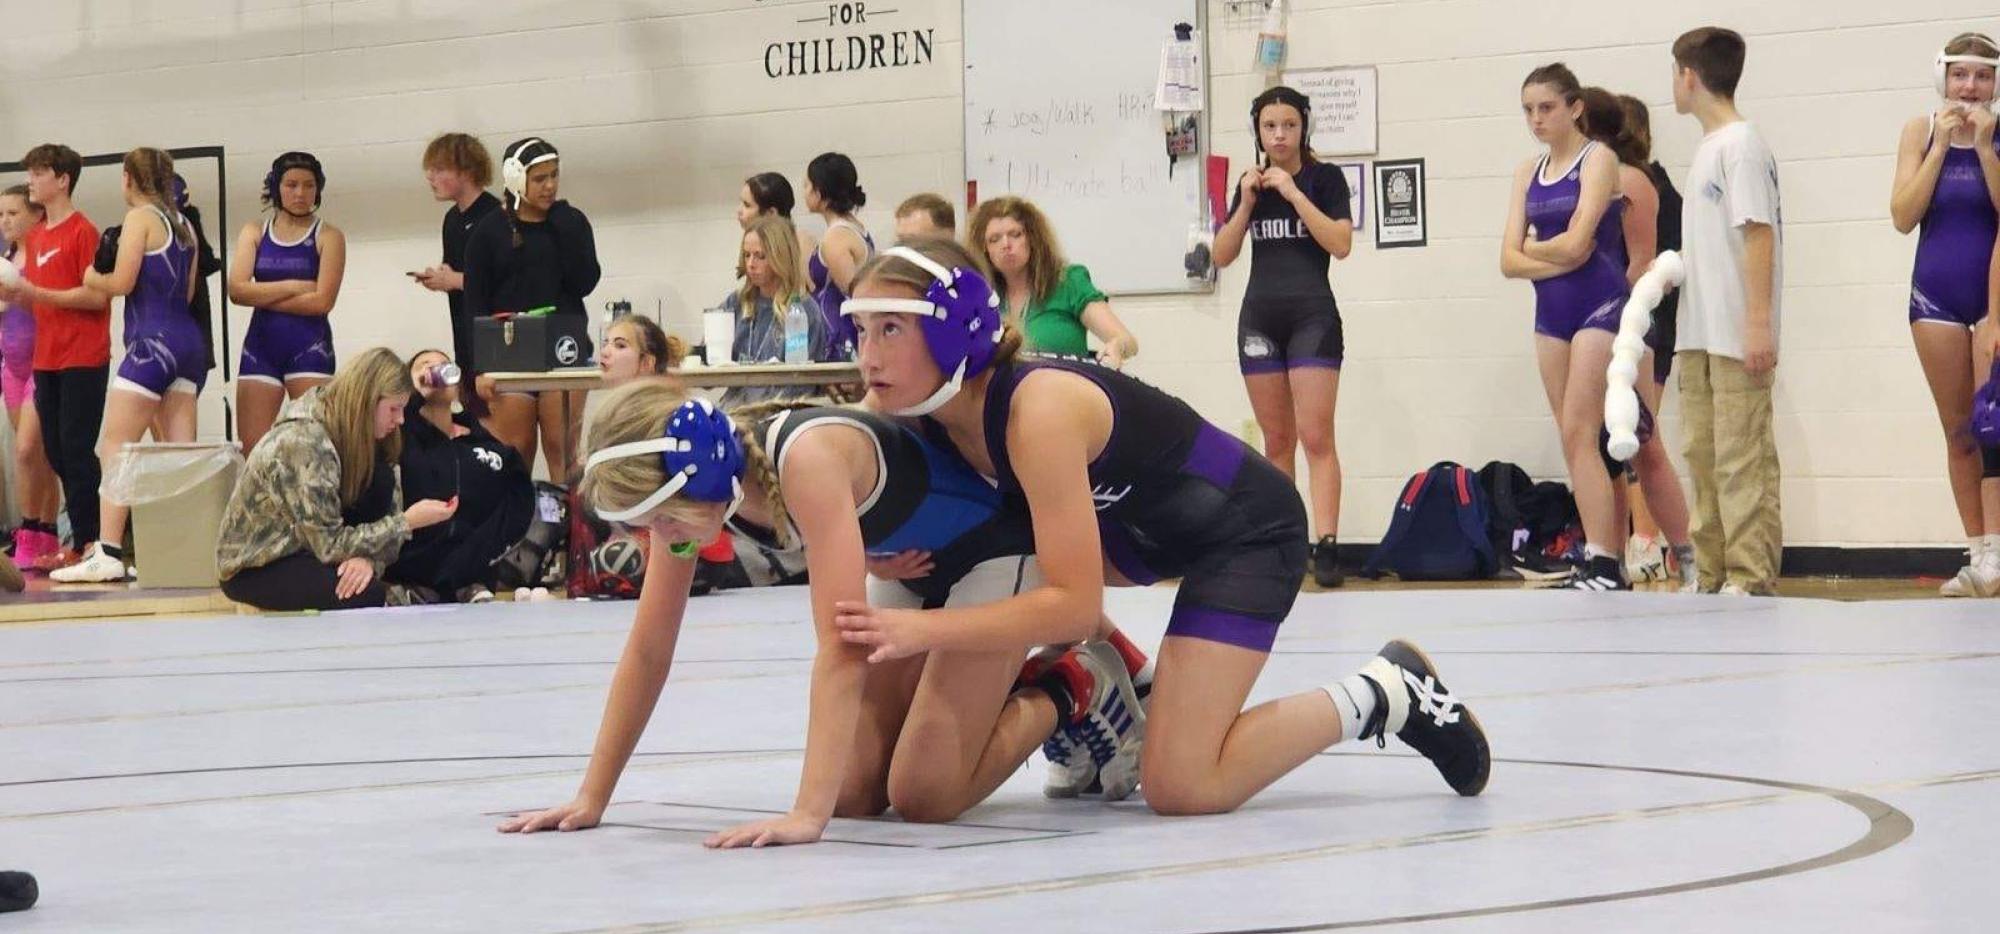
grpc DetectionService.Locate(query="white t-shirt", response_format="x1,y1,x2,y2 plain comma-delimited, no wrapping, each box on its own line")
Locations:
1676,120,1783,360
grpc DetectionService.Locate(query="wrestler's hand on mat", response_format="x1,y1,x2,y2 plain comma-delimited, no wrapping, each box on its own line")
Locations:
865,549,934,581
497,795,605,834
833,601,935,663
334,557,374,601
704,811,827,849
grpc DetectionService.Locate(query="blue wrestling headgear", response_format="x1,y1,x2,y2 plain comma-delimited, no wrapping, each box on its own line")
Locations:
583,398,746,524
840,245,1003,417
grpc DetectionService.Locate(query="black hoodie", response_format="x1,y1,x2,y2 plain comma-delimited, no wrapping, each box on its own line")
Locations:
387,401,535,593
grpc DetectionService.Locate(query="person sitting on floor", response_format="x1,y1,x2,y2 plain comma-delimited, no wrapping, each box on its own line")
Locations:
216,347,456,611
387,349,536,604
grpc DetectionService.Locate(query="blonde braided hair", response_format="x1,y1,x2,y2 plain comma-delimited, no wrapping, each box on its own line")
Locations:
724,398,843,549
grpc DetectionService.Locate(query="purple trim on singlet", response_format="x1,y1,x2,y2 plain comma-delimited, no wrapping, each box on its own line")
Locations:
1166,606,1280,652
1183,423,1246,492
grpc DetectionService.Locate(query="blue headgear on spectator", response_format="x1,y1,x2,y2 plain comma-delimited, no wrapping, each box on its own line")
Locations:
841,246,1002,417
583,398,746,524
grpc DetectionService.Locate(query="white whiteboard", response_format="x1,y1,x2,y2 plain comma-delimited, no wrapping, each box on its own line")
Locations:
964,0,1207,294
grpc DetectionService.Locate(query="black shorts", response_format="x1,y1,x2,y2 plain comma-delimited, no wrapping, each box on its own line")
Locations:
1238,293,1343,376
1645,290,1679,385
1099,426,1308,653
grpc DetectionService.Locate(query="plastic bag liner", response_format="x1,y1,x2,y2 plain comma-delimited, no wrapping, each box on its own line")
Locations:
103,442,245,507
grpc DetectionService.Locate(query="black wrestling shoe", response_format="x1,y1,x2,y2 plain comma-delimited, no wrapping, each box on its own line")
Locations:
1358,639,1490,796
1563,555,1631,591
1310,535,1345,588
0,871,38,913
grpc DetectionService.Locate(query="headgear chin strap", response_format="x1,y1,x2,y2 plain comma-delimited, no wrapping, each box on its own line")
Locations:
841,246,1002,417
502,138,561,207
583,398,746,525
1936,37,2000,113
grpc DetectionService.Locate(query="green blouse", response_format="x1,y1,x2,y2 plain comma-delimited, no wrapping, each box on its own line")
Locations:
1016,264,1107,356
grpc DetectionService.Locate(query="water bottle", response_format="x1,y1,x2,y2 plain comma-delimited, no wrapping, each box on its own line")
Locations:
783,299,811,363
1254,0,1287,75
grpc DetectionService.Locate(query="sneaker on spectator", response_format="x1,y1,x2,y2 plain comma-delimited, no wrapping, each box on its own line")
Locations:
10,529,41,572
49,542,130,584
1625,535,1667,583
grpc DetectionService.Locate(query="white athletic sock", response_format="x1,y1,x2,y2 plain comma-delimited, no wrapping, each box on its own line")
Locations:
1584,544,1616,562
1969,537,1987,562
1981,535,2000,560
1323,674,1378,745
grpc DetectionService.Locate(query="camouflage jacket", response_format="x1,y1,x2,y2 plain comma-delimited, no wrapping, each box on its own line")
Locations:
217,389,410,580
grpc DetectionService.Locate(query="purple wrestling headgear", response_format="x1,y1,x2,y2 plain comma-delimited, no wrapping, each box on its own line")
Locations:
1974,360,2000,447
840,245,1003,417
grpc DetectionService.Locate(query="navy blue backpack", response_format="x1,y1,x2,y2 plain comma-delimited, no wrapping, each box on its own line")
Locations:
1362,462,1499,581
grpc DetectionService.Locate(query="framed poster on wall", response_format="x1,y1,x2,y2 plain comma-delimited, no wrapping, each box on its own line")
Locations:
1280,65,1377,156
1374,158,1425,249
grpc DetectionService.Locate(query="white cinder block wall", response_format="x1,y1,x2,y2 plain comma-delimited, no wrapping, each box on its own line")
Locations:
3,0,1990,548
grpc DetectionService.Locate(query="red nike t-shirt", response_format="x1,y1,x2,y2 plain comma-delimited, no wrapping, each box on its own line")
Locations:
22,211,108,371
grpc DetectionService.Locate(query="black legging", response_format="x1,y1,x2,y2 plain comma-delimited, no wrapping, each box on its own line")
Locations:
34,366,107,546
221,551,389,611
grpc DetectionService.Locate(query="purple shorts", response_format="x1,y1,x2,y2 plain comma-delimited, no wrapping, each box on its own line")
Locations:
115,325,209,398
240,310,335,385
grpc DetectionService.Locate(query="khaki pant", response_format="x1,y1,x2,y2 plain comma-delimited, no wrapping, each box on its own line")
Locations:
1677,351,1783,593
